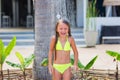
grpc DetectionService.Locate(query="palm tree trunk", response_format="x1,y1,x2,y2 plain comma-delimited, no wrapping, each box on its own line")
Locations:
33,0,55,80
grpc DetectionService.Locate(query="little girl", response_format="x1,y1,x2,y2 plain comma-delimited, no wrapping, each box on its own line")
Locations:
48,19,78,80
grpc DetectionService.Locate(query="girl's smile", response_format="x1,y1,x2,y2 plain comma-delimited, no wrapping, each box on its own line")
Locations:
57,22,69,37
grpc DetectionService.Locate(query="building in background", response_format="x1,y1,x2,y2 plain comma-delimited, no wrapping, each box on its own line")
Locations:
0,0,84,29
0,0,34,28
0,0,119,29
83,0,120,44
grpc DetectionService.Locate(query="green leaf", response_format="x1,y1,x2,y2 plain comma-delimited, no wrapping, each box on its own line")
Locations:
3,36,16,63
86,0,98,31
16,52,25,69
70,54,85,69
106,50,118,58
41,58,48,66
0,39,4,64
116,54,120,61
106,50,120,61
70,58,74,65
84,55,98,70
6,61,21,68
70,55,76,65
78,60,85,69
24,54,35,67
4,36,16,55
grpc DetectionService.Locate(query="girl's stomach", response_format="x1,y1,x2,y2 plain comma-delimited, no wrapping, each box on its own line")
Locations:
54,50,71,64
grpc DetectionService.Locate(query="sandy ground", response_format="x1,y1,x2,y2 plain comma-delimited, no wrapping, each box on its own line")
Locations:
3,46,34,70
2,44,120,70
78,44,120,70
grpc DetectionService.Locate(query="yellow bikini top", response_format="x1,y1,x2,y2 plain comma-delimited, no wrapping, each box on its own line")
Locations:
56,37,71,51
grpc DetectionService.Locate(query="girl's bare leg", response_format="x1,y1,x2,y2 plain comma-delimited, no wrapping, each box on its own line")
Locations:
63,67,71,80
53,69,62,80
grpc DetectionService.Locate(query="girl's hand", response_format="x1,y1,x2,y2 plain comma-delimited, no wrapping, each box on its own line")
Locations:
73,64,78,71
48,65,53,74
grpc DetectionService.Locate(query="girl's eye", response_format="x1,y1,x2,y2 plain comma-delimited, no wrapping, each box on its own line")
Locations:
64,28,67,30
60,28,63,30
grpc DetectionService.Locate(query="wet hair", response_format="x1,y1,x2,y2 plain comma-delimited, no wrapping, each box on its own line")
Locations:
54,19,72,60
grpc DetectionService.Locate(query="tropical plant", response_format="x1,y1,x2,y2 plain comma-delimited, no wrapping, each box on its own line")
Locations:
71,55,98,79
41,55,98,70
6,52,35,80
85,0,98,31
106,50,120,80
0,36,16,80
71,55,98,70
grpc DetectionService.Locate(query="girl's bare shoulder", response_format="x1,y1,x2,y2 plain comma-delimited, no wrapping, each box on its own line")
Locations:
51,35,56,41
68,36,75,42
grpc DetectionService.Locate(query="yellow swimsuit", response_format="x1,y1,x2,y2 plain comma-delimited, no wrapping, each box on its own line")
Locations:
53,37,72,74
55,37,71,51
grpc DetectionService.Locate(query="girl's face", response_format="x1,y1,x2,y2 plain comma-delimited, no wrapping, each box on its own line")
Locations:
57,22,69,37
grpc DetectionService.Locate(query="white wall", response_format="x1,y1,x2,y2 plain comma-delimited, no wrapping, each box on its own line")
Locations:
96,17,120,30
76,0,83,27
83,0,87,30
96,17,120,42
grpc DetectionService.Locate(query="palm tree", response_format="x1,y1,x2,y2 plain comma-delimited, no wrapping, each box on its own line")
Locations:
33,0,55,80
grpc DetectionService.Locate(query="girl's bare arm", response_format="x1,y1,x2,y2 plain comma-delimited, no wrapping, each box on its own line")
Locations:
48,36,55,66
70,37,78,66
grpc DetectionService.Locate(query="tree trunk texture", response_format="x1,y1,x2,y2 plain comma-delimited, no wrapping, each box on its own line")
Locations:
54,0,76,27
33,0,55,80
66,0,76,27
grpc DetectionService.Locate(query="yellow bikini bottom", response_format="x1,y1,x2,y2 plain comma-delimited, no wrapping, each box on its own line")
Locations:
53,63,72,74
